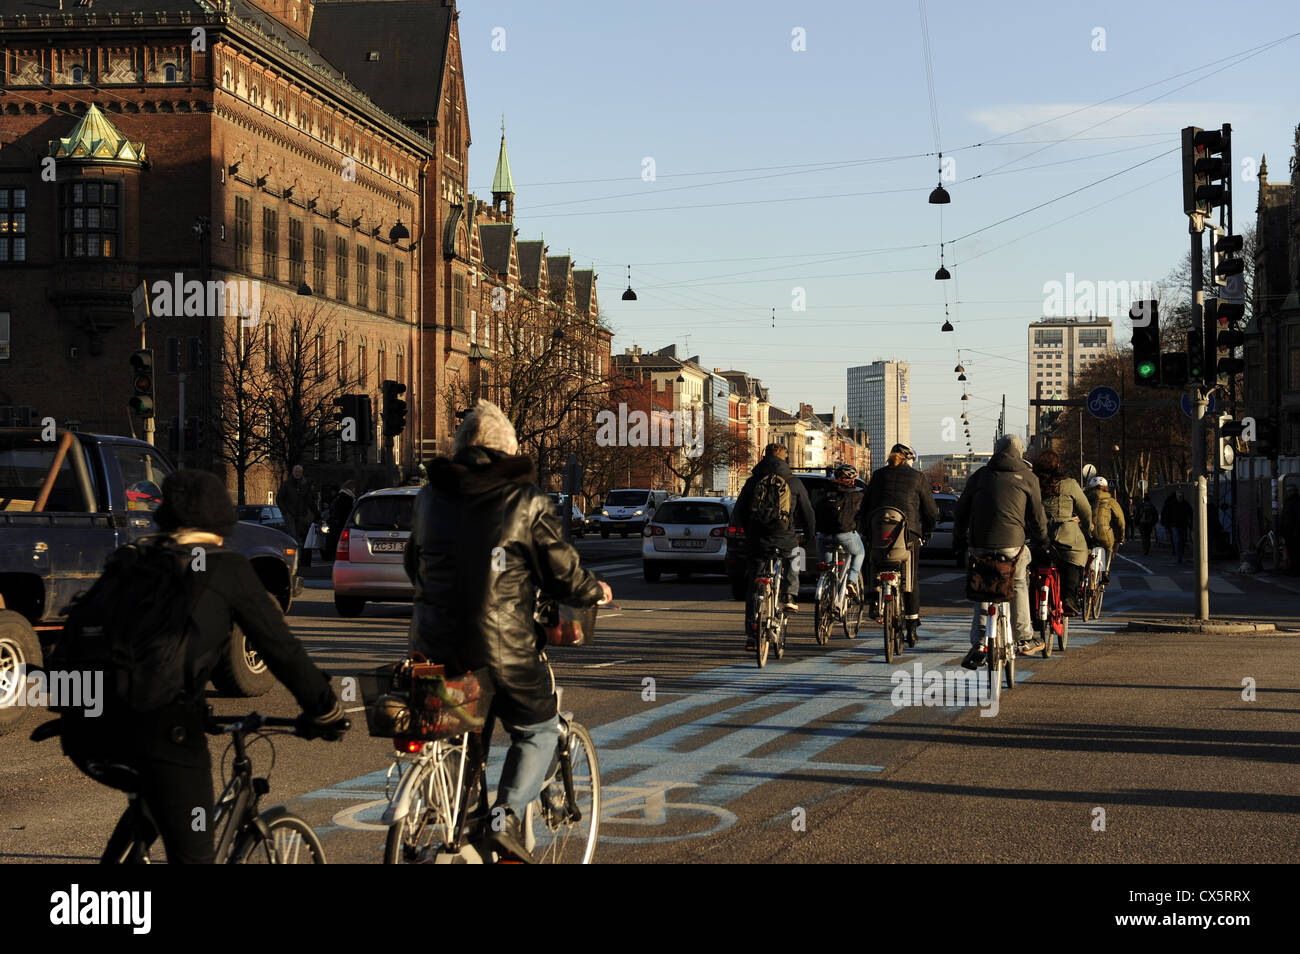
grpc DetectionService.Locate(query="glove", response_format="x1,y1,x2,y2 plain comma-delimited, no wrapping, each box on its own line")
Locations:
298,699,349,741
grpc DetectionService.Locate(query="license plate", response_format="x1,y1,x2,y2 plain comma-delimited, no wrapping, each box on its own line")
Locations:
371,540,405,553
671,539,706,549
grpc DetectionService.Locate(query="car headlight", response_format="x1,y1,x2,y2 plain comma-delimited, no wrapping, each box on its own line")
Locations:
601,509,609,516
634,509,643,516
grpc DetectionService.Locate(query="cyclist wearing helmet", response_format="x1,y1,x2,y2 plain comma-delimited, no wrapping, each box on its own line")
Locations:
861,443,938,641
1086,476,1126,580
815,464,866,599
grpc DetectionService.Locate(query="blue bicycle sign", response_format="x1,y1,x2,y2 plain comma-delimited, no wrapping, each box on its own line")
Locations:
1087,386,1120,420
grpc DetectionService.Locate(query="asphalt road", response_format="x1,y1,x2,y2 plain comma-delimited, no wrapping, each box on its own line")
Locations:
2,537,1297,864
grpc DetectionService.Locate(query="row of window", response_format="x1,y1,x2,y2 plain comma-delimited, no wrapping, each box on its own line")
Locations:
234,197,405,316
2,184,123,261
237,323,405,389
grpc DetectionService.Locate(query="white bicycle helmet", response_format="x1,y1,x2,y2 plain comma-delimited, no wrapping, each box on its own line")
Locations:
1088,476,1108,490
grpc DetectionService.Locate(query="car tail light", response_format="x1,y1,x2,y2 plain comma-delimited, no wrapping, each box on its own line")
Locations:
710,526,726,537
644,525,665,537
336,528,350,562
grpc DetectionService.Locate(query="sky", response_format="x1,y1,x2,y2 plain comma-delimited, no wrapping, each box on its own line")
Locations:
458,0,1300,455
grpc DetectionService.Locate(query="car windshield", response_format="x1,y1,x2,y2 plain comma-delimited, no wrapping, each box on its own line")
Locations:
936,499,956,523
653,501,728,525
605,491,648,507
350,495,414,531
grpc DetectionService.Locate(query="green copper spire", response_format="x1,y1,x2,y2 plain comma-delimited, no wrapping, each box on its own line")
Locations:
492,121,514,197
48,103,147,167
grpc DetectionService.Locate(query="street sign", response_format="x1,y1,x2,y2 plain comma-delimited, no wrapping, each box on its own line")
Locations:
1139,479,1149,493
131,281,151,327
1180,391,1218,420
1087,385,1120,420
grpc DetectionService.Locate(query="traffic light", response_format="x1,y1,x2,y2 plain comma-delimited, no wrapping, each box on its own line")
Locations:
355,395,374,446
129,349,155,417
1161,351,1189,388
1130,300,1161,387
381,379,408,437
1255,415,1279,459
1187,329,1205,383
1207,297,1246,378
332,394,359,442
1211,229,1244,288
1217,415,1242,471
1182,125,1231,216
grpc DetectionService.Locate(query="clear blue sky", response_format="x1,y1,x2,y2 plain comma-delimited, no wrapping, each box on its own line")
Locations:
459,0,1300,455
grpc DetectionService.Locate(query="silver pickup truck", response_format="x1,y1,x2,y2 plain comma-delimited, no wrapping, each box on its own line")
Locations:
0,428,302,736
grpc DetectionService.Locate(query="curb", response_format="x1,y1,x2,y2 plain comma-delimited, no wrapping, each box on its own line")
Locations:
1125,619,1279,634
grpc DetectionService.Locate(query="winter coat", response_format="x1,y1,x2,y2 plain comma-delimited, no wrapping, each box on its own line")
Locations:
1040,477,1092,567
327,489,356,538
861,462,939,545
1089,489,1126,548
954,451,1049,552
404,446,603,726
1161,495,1192,531
276,477,318,540
1138,500,1159,529
732,453,816,554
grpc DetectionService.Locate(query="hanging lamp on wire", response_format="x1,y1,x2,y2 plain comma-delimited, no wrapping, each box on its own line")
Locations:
958,372,966,381
935,243,951,281
621,265,637,301
928,152,951,204
954,351,964,374
940,304,953,332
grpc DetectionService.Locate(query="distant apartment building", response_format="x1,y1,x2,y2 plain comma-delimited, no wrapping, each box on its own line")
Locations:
847,361,910,456
917,452,993,493
1027,316,1115,441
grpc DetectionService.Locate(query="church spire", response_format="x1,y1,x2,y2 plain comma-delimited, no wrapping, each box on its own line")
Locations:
492,116,514,220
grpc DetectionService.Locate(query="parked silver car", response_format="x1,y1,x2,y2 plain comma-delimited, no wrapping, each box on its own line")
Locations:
641,497,732,581
331,486,420,616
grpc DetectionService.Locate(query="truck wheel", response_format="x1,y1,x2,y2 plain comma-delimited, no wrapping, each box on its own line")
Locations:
210,624,273,698
0,611,42,737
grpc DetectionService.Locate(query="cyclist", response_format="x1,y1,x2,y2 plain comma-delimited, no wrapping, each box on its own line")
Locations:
733,443,816,648
954,434,1050,666
861,443,937,642
57,469,347,864
815,464,866,600
1031,450,1091,616
1086,476,1125,581
404,399,612,863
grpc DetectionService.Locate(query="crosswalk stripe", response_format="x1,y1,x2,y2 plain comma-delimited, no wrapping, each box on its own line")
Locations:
1208,576,1242,594
1147,576,1180,591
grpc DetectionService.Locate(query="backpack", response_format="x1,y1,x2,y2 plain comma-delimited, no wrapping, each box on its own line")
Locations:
868,506,910,563
50,540,197,715
750,473,793,533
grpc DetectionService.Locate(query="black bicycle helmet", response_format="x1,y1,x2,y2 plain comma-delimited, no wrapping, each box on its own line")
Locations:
833,464,858,482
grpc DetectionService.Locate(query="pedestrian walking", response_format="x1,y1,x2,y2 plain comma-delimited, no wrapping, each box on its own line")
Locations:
1161,490,1193,564
275,464,318,548
326,480,358,560
1137,494,1159,556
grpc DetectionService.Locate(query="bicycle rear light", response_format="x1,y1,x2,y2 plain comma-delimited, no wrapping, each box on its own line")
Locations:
755,576,772,585
394,737,423,753
880,571,899,583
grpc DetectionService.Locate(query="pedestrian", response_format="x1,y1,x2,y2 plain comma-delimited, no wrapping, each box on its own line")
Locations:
1281,484,1300,575
1031,450,1091,616
404,399,611,862
326,479,358,560
954,434,1051,664
1137,493,1159,556
275,464,318,548
1161,490,1193,564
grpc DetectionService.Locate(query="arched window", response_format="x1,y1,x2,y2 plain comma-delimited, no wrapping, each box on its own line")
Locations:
163,64,177,83
70,65,85,84
249,84,258,103
222,68,231,89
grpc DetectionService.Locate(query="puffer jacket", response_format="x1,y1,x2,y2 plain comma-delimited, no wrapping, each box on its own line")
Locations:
732,453,816,553
954,451,1049,552
1040,477,1092,566
404,446,603,725
1089,488,1126,549
861,462,939,545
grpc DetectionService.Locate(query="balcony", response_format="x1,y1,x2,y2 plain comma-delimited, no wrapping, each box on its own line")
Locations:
48,261,141,322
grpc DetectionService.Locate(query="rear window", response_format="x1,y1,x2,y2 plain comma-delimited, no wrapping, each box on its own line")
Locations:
605,491,649,507
936,498,956,523
653,501,728,525
0,436,90,512
349,495,414,531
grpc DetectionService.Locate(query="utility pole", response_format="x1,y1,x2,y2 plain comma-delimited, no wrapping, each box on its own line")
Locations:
1189,217,1210,621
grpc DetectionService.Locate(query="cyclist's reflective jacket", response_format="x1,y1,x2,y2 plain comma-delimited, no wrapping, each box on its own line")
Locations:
405,446,603,725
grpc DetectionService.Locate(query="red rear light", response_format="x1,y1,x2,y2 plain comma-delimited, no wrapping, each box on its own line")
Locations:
727,526,743,538
643,525,665,536
710,526,725,537
394,737,423,754
755,576,772,585
336,527,351,562
880,571,899,583
818,561,832,571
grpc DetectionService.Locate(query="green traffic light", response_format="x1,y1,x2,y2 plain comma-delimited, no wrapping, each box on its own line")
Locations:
1137,360,1157,379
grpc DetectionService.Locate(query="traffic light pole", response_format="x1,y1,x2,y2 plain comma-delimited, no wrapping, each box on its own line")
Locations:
1189,216,1210,622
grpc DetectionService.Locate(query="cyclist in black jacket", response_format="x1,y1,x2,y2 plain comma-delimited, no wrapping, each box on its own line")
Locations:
861,444,938,641
815,464,866,599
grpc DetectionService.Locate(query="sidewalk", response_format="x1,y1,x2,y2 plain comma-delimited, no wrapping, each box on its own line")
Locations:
788,623,1300,863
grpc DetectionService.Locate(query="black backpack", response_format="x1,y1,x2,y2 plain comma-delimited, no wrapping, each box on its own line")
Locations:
50,540,198,715
750,473,793,533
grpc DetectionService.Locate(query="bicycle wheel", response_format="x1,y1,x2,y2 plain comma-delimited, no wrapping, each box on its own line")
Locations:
1094,584,1105,619
235,810,326,864
1005,637,1016,690
1041,612,1052,659
1258,535,1277,572
814,576,833,646
530,722,599,864
775,613,787,660
845,588,864,640
986,642,1002,704
755,584,770,669
882,599,896,663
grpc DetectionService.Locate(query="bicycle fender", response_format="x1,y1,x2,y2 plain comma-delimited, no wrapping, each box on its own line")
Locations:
382,769,421,825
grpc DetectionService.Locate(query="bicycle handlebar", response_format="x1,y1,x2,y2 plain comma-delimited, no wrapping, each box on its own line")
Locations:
205,711,351,739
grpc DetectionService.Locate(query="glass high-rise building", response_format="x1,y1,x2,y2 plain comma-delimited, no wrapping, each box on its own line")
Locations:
847,361,910,460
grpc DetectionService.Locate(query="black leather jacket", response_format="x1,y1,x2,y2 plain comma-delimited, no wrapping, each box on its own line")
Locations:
861,463,938,544
404,447,603,725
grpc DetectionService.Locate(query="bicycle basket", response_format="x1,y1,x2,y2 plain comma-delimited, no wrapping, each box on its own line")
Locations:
358,657,494,741
543,601,599,647
868,507,909,563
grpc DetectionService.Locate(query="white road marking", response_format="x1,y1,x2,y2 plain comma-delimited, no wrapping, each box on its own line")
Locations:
1114,552,1152,574
1147,576,1180,591
583,657,642,668
1208,576,1243,594
587,562,636,571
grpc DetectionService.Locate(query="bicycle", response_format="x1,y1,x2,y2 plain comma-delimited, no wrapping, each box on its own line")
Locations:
749,547,789,668
874,564,907,663
91,711,337,864
814,538,865,645
1081,547,1109,621
381,700,599,864
981,600,1016,702
1032,562,1067,656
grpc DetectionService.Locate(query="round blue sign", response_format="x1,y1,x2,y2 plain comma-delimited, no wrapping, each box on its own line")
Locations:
1180,391,1217,420
1087,386,1121,420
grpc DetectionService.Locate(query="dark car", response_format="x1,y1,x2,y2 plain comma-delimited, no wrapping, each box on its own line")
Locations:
237,504,290,535
724,470,867,601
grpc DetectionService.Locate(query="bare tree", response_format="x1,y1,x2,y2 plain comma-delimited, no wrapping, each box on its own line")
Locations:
214,320,272,505
663,418,752,495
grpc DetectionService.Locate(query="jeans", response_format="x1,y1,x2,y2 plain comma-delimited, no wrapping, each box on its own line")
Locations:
745,550,798,635
1171,527,1188,563
968,546,1033,645
820,532,865,585
497,714,561,817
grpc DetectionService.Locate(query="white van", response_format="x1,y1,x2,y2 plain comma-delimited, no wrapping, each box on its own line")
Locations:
598,488,670,537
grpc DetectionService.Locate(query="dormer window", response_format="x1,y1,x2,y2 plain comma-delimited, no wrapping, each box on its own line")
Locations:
163,64,177,83
70,65,85,84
